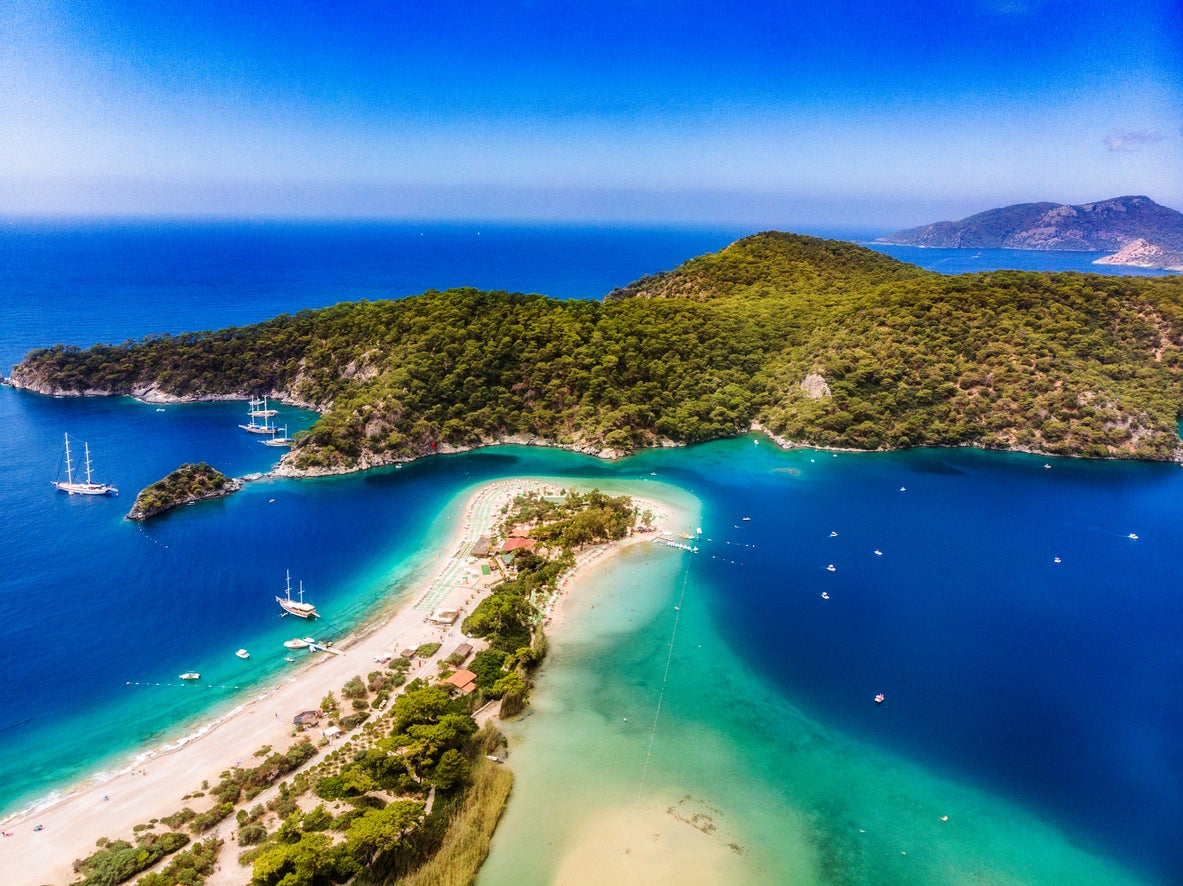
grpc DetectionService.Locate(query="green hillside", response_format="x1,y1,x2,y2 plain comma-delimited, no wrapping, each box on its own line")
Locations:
13,233,1183,470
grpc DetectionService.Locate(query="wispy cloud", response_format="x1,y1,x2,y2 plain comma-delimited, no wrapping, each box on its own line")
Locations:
1104,129,1166,152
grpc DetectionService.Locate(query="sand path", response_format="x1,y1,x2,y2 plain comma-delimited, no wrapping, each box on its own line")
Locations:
1,478,673,886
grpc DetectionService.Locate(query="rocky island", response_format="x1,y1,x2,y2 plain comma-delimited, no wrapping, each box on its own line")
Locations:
127,462,242,520
11,233,1183,470
878,195,1183,271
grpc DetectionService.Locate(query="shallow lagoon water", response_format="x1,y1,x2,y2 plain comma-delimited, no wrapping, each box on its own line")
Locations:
479,481,1150,885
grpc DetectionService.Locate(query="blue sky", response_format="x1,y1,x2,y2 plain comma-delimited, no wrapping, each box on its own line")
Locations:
1,0,1180,229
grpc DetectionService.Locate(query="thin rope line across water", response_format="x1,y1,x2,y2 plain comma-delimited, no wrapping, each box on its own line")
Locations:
635,553,693,805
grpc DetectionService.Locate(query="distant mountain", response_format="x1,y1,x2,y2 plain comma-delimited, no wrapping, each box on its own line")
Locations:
878,196,1183,271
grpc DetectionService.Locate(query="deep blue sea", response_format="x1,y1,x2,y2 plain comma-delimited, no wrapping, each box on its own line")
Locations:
0,221,1179,883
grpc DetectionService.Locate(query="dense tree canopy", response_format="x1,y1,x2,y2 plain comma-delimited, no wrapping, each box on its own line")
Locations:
14,232,1183,466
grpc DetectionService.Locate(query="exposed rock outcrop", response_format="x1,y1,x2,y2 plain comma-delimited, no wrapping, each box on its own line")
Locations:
1094,238,1183,272
799,373,832,399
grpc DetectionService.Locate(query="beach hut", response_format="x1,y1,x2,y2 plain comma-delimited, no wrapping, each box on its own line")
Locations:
292,710,321,727
447,642,473,665
399,647,417,660
429,608,460,625
323,725,343,741
470,536,493,558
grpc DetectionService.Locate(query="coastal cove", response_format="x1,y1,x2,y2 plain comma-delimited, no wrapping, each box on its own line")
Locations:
3,393,1181,882
2,224,1181,884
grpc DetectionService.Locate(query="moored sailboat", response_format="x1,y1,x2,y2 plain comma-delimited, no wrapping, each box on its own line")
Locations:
277,570,319,619
248,396,278,418
239,397,279,434
239,414,277,435
261,425,292,446
52,433,118,496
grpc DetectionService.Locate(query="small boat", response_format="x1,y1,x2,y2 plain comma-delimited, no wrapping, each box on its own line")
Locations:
277,570,319,619
820,592,830,600
283,638,309,649
235,649,250,659
284,656,295,662
874,549,883,556
52,434,118,496
829,531,838,537
899,486,906,492
1128,533,1139,540
826,564,836,572
179,672,200,681
261,426,292,447
874,693,885,704
1053,556,1061,564
742,516,751,521
308,642,344,655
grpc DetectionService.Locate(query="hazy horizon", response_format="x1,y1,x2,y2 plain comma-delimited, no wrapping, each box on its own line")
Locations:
3,1,1181,228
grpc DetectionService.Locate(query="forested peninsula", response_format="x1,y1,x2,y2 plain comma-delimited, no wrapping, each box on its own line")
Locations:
12,233,1183,470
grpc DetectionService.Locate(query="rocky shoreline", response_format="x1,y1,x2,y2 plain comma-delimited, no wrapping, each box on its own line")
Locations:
1093,239,1183,273
127,463,244,521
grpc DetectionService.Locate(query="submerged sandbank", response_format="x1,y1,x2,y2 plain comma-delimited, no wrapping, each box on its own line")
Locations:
477,490,1154,886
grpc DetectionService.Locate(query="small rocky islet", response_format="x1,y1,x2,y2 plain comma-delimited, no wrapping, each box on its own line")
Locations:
127,462,241,520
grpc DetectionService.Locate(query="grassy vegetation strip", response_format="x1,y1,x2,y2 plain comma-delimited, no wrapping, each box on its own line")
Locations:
72,832,189,886
392,760,514,886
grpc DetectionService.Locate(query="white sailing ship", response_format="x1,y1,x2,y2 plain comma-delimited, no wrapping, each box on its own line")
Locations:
52,433,118,496
261,425,292,446
238,411,278,435
248,396,278,418
277,570,319,619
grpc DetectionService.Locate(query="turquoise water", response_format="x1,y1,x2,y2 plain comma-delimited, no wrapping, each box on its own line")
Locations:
480,443,1182,884
1,222,1180,883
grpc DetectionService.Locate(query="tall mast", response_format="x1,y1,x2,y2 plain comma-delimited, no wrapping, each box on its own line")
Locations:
63,434,74,485
83,441,94,485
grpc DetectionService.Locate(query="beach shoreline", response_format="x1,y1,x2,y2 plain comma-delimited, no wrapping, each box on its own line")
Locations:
0,477,675,886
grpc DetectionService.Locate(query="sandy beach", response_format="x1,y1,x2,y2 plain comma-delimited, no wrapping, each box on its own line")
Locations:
0,478,672,886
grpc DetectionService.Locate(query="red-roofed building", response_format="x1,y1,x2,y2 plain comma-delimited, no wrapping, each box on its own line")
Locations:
500,537,537,553
442,669,478,694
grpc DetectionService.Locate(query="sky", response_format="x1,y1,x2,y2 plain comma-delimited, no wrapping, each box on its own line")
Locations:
1,0,1180,230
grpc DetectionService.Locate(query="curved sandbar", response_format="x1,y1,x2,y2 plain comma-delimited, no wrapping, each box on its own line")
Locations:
0,478,677,886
